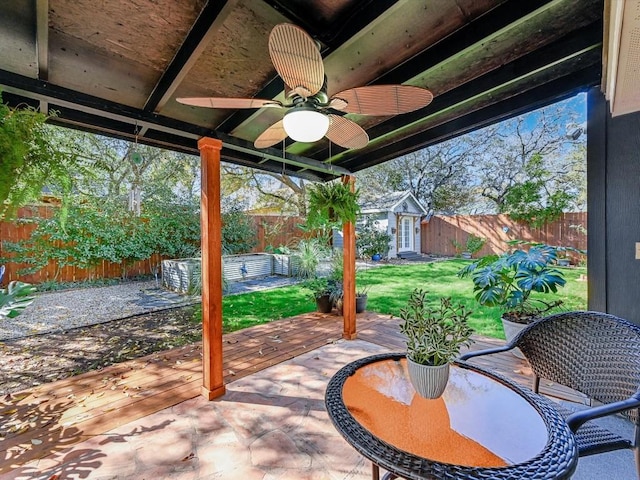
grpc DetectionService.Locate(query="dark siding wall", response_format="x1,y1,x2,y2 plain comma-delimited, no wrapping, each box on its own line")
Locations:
588,87,640,324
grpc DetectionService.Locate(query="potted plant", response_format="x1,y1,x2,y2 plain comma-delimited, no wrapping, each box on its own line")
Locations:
306,181,360,228
464,234,486,259
355,285,369,313
399,289,474,398
303,277,332,313
457,242,565,357
327,253,369,315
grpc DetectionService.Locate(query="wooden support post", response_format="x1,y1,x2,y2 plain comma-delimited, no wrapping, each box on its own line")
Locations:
342,175,357,340
198,138,226,400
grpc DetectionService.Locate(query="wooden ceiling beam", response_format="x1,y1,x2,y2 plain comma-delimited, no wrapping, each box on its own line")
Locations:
311,20,602,164
0,69,346,179
339,65,600,172
143,0,237,113
35,0,48,82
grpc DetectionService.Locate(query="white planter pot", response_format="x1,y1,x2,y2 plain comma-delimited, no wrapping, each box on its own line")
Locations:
406,357,450,399
501,316,528,359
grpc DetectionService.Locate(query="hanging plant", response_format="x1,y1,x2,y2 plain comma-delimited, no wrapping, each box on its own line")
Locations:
306,181,360,228
0,93,76,220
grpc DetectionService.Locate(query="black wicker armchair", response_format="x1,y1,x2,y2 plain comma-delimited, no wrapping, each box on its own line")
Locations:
460,311,640,478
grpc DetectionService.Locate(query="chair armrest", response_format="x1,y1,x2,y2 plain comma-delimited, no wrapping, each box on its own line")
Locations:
458,344,513,361
566,396,640,432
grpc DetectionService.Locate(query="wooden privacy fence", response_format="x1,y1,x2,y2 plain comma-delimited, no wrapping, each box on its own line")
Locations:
249,215,306,252
0,205,163,285
0,209,306,286
421,212,587,260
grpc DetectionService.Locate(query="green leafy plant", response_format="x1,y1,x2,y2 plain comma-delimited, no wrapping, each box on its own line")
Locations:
293,238,325,279
465,234,486,256
306,181,360,228
221,207,257,254
302,277,330,300
457,242,566,324
356,218,392,258
2,201,201,280
0,94,77,221
451,239,464,256
499,154,575,228
399,289,474,366
0,265,37,319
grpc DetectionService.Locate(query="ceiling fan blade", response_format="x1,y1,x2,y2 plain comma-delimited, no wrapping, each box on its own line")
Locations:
268,23,324,98
176,97,282,109
325,115,369,149
331,85,433,115
254,120,288,149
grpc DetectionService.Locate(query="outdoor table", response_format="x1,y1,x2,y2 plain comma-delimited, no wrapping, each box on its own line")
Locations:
325,353,578,480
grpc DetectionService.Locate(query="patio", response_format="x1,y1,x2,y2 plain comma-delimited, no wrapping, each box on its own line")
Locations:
1,311,634,479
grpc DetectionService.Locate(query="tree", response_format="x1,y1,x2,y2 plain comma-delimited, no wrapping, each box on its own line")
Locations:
63,131,201,213
473,101,585,216
357,137,482,214
222,164,307,215
499,153,575,228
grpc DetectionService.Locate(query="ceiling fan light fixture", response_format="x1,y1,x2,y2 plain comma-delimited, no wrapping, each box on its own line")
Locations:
283,107,330,142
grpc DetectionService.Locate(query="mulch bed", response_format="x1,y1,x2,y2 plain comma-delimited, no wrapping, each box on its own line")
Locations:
0,306,200,395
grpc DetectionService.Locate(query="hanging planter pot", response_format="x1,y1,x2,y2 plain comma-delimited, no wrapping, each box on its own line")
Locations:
407,357,450,399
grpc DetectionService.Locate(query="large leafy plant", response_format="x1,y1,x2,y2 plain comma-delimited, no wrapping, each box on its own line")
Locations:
306,181,360,228
457,243,566,323
399,289,474,366
0,265,37,319
0,94,77,221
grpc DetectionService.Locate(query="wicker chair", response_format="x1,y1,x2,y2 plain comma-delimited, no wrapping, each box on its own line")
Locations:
459,311,640,478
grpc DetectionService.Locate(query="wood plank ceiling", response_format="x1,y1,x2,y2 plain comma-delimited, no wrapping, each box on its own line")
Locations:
0,0,603,181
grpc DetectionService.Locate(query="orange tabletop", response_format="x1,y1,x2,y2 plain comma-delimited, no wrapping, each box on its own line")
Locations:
343,357,547,467
325,353,578,480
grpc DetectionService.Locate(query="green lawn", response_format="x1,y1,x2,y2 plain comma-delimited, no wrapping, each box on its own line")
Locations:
204,259,587,339
360,259,587,339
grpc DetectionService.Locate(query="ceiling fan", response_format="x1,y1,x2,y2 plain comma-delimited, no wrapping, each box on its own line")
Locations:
177,23,434,150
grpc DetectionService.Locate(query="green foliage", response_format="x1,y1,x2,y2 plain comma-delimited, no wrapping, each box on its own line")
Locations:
302,277,330,300
221,207,257,254
500,154,575,228
0,95,77,220
356,218,392,258
0,266,37,319
399,289,474,366
306,181,360,228
293,238,325,279
2,201,200,279
450,239,464,256
457,243,566,323
145,202,201,258
465,234,486,255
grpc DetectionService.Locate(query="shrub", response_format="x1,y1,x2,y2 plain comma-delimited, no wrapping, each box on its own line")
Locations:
222,208,257,254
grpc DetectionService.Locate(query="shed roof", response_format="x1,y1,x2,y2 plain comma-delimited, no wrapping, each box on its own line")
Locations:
360,190,427,215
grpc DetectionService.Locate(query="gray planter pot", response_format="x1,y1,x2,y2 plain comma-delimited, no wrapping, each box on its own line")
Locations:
406,357,450,399
501,316,528,359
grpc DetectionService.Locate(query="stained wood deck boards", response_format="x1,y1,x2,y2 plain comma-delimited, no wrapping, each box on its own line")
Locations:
1,311,584,472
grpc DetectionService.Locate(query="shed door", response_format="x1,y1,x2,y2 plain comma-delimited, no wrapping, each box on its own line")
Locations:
399,217,413,252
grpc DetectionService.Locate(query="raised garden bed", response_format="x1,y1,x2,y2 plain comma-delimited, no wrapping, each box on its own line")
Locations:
162,253,301,294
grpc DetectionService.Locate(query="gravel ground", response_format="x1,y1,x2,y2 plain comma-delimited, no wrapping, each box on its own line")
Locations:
0,280,198,341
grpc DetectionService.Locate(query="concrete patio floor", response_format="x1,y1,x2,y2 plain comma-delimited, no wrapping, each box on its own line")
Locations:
2,339,635,480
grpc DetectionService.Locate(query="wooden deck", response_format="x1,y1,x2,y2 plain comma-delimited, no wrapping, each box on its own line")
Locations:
0,311,585,473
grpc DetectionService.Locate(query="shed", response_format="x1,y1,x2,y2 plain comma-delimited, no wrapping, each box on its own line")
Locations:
360,191,427,259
